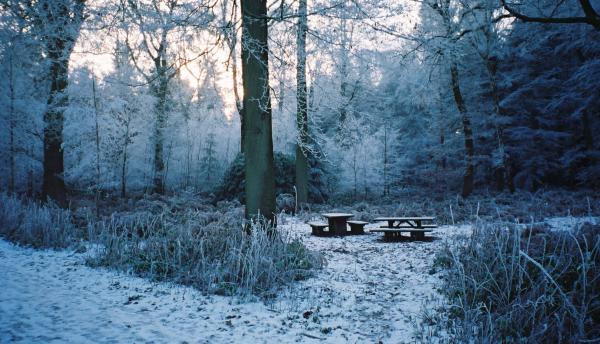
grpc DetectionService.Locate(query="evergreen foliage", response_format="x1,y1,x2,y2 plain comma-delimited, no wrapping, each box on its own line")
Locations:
216,152,328,203
499,22,600,190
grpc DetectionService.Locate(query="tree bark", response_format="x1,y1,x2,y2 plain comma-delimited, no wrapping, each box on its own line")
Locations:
337,18,350,133
234,63,245,153
8,45,15,194
224,2,245,153
41,0,85,207
241,0,276,223
383,124,389,196
440,128,446,169
485,56,507,191
450,63,474,198
295,0,309,206
42,42,69,206
151,55,169,194
121,118,130,198
230,30,244,153
92,73,101,218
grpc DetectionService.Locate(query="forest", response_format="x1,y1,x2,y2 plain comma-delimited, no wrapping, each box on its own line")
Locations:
0,0,599,343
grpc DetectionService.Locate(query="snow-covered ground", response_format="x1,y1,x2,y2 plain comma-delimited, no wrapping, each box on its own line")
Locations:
2,216,594,343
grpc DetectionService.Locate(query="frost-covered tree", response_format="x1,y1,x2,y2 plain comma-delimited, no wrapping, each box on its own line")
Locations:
0,0,86,205
118,0,214,194
0,3,46,195
295,0,309,205
417,0,478,197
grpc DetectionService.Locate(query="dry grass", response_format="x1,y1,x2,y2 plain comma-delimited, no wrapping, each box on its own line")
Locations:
0,192,322,297
86,207,323,298
430,221,600,343
0,193,79,249
317,189,599,225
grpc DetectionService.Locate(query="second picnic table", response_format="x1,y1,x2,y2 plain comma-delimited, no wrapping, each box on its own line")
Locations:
321,213,354,235
372,216,437,240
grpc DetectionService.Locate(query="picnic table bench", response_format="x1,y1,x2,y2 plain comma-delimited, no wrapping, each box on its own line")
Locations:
309,222,329,236
347,220,368,235
371,217,438,240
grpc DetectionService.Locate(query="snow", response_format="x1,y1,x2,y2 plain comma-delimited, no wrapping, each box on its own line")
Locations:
544,216,598,229
320,213,354,218
5,215,593,342
1,220,469,343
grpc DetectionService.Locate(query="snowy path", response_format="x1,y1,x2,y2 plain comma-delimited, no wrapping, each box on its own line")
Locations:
0,221,469,343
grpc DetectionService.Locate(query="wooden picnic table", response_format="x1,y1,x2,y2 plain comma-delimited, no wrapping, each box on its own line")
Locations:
373,217,435,229
322,213,354,235
372,216,437,240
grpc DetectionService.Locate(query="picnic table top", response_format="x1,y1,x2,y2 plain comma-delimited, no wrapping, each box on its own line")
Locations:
374,216,435,221
322,213,354,218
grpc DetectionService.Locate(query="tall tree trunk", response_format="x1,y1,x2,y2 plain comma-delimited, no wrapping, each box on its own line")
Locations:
42,44,69,206
295,0,309,206
337,19,350,132
92,73,101,218
183,122,191,188
153,98,166,194
27,168,34,197
239,107,246,153
8,45,15,194
121,118,130,198
41,0,85,207
440,128,446,169
278,78,285,113
224,1,245,153
231,39,244,153
450,63,474,198
241,0,276,223
383,124,388,196
485,56,507,191
352,148,358,201
151,56,169,195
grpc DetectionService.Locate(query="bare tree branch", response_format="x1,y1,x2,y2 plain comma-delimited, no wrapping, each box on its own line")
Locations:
501,0,600,30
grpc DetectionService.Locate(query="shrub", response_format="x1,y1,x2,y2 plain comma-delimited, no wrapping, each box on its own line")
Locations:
215,152,246,202
307,152,329,203
435,222,600,342
0,192,78,249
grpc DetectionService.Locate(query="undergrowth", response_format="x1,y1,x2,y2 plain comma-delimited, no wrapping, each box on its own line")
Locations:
86,208,323,298
0,192,322,297
429,221,600,343
312,189,599,225
0,193,80,249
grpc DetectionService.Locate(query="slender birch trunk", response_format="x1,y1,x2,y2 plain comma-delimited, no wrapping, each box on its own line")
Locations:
121,116,130,198
295,0,309,205
92,73,101,218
